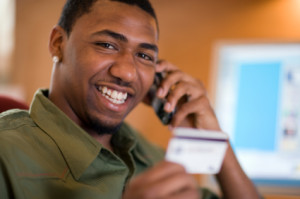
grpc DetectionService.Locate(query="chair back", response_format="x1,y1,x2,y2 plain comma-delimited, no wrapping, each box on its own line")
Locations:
0,95,29,113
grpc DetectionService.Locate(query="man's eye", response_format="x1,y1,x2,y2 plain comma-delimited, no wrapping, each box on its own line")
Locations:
137,53,153,61
95,42,115,49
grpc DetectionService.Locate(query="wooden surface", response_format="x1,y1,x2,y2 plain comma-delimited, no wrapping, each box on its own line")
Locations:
264,195,300,199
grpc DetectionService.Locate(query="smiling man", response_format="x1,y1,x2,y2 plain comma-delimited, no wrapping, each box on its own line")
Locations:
49,0,159,150
0,0,261,199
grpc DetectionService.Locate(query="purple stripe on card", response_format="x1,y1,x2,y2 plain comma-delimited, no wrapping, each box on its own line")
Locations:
175,136,227,142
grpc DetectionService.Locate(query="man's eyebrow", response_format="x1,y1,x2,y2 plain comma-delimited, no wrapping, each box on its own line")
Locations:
139,43,158,53
92,29,128,42
92,29,158,53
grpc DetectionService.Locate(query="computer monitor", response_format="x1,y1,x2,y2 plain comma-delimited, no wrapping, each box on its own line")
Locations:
211,42,300,195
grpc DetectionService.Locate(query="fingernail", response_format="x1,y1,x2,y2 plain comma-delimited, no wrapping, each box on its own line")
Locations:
164,102,171,112
157,88,164,97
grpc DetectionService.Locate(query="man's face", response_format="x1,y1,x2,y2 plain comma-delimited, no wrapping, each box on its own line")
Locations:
55,1,158,133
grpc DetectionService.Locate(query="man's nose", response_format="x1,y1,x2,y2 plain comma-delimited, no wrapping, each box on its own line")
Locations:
109,52,137,83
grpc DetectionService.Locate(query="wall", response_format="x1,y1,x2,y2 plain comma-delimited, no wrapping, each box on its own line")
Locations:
11,0,63,101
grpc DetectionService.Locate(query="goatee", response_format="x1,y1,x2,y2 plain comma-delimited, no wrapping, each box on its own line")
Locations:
88,116,123,135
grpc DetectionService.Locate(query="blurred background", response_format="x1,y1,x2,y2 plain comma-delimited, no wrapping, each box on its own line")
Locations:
1,0,300,198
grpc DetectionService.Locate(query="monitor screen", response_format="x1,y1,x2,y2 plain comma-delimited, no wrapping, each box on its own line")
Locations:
212,42,300,194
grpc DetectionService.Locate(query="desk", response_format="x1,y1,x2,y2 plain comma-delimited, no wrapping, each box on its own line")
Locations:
197,175,300,199
265,195,300,199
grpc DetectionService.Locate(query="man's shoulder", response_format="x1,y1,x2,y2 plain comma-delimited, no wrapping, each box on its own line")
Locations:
0,109,35,130
0,109,36,141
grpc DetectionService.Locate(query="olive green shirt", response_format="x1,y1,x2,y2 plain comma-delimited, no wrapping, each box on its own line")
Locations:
0,89,219,199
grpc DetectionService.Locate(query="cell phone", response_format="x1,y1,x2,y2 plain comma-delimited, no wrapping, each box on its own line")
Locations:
147,73,175,125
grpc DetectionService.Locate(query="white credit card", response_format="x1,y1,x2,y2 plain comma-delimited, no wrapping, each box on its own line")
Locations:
165,127,228,174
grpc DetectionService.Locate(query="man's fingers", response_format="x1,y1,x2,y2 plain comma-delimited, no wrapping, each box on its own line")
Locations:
135,172,198,199
164,81,205,112
123,161,199,199
155,60,221,130
170,96,219,129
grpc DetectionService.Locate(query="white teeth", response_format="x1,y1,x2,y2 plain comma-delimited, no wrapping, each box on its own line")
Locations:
112,90,118,99
117,92,123,100
103,86,107,94
99,86,128,104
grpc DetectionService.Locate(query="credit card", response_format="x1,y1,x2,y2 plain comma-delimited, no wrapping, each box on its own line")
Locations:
165,127,228,174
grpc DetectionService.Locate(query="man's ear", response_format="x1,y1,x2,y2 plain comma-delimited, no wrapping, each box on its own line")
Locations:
48,25,67,60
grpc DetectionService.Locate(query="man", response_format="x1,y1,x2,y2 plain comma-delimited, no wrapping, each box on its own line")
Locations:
0,0,261,198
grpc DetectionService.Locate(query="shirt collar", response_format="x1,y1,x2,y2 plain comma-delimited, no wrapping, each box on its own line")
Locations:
112,123,153,167
29,89,102,180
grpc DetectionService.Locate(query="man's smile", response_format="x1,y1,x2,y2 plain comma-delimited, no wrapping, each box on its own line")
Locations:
97,86,128,105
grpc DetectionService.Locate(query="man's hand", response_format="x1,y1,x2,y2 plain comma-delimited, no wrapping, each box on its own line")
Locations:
123,161,200,199
155,60,220,130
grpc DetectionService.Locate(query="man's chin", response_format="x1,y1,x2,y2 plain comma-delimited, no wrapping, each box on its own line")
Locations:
88,117,123,135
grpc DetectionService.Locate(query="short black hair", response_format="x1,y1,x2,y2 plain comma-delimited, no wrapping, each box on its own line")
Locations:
58,0,158,36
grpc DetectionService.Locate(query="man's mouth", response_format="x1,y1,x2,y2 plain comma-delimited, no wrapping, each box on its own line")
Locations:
97,86,128,105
